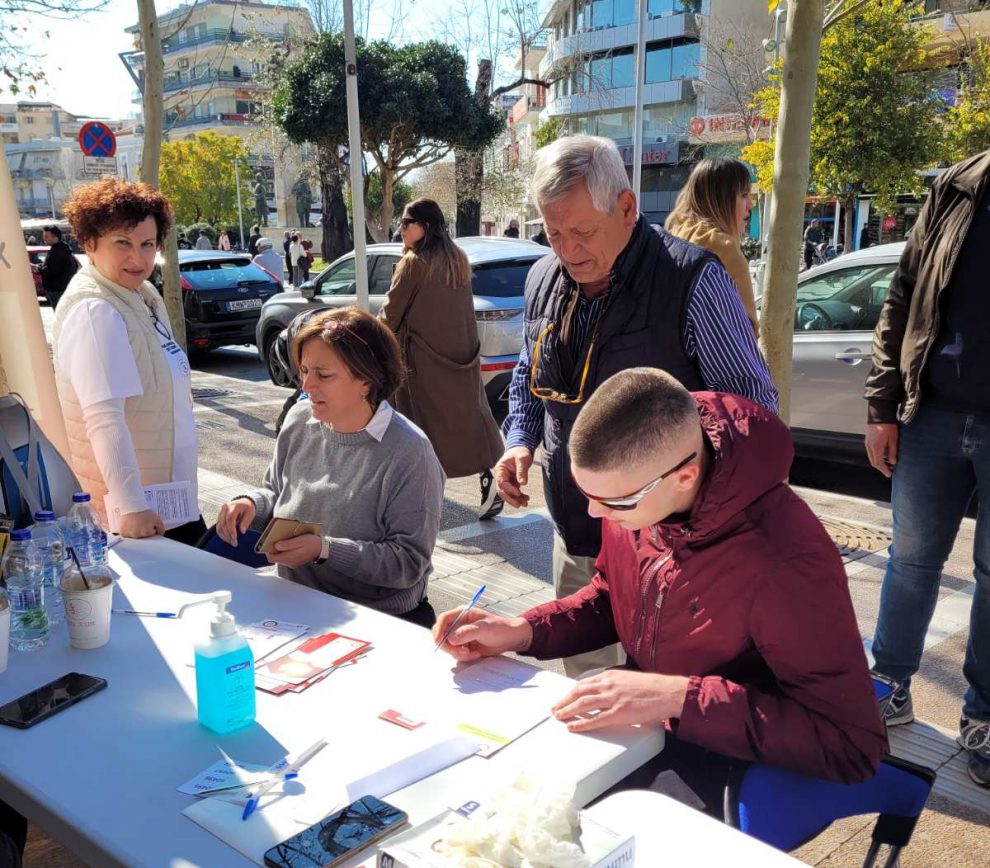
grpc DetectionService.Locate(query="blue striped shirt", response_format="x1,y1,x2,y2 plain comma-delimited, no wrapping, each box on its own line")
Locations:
504,260,778,452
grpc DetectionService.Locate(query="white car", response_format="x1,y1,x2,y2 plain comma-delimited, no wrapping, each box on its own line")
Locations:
788,242,904,463
256,237,548,419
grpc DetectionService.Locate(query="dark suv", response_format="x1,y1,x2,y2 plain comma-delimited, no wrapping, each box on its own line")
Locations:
150,251,283,354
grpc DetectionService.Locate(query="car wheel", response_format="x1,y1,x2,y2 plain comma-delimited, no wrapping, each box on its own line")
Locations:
264,330,293,388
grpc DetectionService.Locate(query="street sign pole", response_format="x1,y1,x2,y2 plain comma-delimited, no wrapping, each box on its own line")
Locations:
234,159,245,251
343,0,369,311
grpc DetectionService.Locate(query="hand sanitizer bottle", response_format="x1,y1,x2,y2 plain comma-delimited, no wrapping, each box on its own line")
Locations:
186,592,256,735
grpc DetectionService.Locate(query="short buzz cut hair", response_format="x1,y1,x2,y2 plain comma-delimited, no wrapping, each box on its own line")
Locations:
532,134,632,215
570,369,699,472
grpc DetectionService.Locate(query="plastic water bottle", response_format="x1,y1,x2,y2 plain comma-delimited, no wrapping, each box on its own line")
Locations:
31,511,66,626
66,492,107,567
1,529,49,651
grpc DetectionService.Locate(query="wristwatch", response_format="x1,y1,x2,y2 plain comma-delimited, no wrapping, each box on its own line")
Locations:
314,536,331,565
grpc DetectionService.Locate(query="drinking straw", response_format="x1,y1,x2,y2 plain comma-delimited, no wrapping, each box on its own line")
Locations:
67,547,92,590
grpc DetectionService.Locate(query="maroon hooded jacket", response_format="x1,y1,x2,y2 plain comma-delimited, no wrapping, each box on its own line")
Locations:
524,392,887,783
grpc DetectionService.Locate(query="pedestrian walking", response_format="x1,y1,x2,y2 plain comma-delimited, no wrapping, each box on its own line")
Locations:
496,134,777,676
32,224,78,310
176,231,192,250
253,237,284,282
300,238,313,283
218,230,231,251
195,230,212,250
380,198,505,519
503,218,520,238
865,149,990,787
283,230,292,282
247,225,262,256
665,158,759,337
289,233,305,286
803,219,823,269
859,223,873,251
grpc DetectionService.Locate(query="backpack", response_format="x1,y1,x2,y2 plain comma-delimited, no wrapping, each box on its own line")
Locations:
0,393,80,528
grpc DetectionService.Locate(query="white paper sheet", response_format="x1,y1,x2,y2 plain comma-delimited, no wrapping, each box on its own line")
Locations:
395,656,575,758
106,481,197,532
177,758,270,796
182,727,479,865
240,620,310,664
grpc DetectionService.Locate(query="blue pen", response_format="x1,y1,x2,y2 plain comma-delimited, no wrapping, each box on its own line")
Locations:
434,583,487,652
242,738,328,821
112,609,178,619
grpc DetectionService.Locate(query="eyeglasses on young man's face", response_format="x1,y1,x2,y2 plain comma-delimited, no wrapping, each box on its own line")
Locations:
573,452,698,511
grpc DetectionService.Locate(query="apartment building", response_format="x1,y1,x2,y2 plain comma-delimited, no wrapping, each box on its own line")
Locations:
124,0,314,226
538,0,770,224
2,102,134,217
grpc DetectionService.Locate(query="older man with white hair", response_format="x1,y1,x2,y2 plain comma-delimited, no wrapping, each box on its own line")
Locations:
495,134,778,676
253,237,286,283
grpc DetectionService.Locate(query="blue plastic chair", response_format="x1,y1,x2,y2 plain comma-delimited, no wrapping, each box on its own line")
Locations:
725,754,936,867
196,524,269,569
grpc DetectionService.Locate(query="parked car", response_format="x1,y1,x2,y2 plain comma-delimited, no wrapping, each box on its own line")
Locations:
150,250,283,355
27,246,48,298
788,241,904,464
256,237,547,419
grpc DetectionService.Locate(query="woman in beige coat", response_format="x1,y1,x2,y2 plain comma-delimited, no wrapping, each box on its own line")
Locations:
380,198,504,519
665,158,759,337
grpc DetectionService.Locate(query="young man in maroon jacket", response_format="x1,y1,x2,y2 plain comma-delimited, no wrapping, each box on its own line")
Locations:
435,368,886,816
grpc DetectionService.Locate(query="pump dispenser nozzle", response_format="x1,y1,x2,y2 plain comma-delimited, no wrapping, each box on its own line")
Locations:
177,592,236,638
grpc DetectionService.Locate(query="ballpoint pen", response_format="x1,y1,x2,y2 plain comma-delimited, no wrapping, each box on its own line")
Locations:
434,583,486,652
112,609,178,618
242,737,329,820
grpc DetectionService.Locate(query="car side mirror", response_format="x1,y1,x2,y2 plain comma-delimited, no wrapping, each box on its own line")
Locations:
300,282,316,300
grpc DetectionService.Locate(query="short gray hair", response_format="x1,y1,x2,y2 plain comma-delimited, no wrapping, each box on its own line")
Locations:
532,134,632,214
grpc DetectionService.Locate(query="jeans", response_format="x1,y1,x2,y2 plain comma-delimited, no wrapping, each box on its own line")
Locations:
872,405,990,720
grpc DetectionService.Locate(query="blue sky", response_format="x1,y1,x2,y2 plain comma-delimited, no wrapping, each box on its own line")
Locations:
19,0,532,120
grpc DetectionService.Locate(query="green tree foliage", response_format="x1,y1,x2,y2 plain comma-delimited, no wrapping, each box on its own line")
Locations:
945,42,990,163
272,32,503,241
533,117,564,150
745,0,942,239
160,132,253,228
344,170,413,231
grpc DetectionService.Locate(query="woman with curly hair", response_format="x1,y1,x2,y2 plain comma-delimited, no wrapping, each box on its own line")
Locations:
52,177,204,543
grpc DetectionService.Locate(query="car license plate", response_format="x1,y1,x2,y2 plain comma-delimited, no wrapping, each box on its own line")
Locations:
227,298,263,312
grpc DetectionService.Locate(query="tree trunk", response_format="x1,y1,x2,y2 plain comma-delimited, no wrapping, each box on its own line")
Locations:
137,0,185,350
759,0,825,425
318,147,351,261
843,195,855,252
455,59,493,237
370,171,394,243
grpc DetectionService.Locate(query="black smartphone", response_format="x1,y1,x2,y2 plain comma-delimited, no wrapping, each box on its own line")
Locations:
0,673,108,729
263,795,408,868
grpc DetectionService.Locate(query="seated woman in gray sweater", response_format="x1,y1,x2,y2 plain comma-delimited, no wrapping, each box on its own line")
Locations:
216,308,445,627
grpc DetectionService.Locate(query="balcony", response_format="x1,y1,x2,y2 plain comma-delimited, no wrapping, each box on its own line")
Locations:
541,12,699,76
164,113,255,131
544,77,695,118
162,29,248,55
10,168,55,181
164,72,255,94
511,90,547,125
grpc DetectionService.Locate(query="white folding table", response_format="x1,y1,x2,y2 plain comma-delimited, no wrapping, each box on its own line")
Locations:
0,537,663,867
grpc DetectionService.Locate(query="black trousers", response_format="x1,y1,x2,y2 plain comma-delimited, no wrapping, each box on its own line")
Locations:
0,799,25,866
594,732,746,821
391,598,437,630
164,515,208,547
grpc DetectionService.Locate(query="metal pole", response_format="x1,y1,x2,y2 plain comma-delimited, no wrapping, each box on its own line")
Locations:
47,181,56,218
234,158,245,251
631,0,648,201
343,0,369,311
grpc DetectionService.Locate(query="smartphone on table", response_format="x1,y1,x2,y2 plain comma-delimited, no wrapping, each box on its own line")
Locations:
0,673,108,729
255,517,322,555
263,795,408,868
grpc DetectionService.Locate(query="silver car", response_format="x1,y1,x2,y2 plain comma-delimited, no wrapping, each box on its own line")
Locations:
256,237,547,418
789,241,904,463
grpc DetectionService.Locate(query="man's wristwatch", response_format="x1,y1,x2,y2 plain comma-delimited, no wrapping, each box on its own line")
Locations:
313,536,331,565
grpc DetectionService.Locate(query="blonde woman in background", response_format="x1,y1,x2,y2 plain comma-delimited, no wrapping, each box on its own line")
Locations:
665,158,759,337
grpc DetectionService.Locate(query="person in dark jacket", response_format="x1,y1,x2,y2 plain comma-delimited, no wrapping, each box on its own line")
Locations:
495,134,778,677
247,225,262,256
858,223,872,251
864,149,990,787
33,225,78,309
437,368,886,816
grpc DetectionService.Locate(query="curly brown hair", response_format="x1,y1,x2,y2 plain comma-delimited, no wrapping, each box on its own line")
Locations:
62,177,173,249
291,307,404,407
